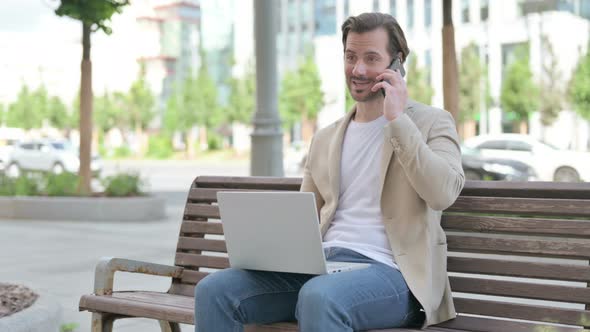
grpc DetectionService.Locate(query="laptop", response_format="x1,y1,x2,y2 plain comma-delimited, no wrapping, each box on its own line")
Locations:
217,191,370,275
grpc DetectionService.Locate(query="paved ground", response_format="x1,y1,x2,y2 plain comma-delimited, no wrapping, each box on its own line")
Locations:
0,161,258,332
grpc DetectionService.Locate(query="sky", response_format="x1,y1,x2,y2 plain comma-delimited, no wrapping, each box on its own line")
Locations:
0,0,141,105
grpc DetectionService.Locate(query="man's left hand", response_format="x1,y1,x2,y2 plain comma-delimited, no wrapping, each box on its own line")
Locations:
372,69,408,121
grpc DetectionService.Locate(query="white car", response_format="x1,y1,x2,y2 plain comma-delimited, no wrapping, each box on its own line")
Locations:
463,134,590,182
5,139,102,178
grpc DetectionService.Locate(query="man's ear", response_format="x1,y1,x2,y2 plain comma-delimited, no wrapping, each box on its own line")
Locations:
397,51,403,63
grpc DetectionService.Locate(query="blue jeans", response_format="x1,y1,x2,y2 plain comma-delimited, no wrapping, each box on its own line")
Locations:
194,247,424,332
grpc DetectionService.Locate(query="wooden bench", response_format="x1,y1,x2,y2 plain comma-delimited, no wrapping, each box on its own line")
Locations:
79,176,590,332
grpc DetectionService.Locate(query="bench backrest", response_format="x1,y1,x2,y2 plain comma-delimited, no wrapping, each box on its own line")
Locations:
171,176,590,329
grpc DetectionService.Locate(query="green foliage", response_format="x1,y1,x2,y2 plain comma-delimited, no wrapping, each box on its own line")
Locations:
226,62,256,124
101,172,145,197
568,41,590,121
126,65,156,131
500,45,539,123
6,85,43,129
47,96,71,129
54,0,129,34
279,54,325,130
112,146,132,158
207,133,222,150
345,86,355,112
405,53,434,105
0,103,5,125
60,322,79,332
458,43,488,123
538,35,564,126
0,173,42,196
44,173,80,196
146,134,174,159
94,91,125,133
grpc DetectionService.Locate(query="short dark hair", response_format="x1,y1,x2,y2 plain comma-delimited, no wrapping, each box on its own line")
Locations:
341,12,410,63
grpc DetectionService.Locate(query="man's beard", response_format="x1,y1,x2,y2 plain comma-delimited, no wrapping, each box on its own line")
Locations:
346,76,381,102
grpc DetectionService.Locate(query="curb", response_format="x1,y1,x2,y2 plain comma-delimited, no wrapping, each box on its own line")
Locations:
0,196,166,221
0,289,63,332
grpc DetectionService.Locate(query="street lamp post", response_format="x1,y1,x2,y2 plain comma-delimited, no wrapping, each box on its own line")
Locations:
251,0,284,176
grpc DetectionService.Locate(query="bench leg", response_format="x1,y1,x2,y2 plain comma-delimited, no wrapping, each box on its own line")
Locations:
159,320,181,332
91,313,116,332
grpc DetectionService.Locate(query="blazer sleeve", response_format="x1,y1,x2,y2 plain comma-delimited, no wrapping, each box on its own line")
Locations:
383,110,465,211
300,136,325,216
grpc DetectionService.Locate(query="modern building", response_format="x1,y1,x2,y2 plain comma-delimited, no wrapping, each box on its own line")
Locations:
306,0,590,150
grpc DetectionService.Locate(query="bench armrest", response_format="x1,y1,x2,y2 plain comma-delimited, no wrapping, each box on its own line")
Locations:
94,257,184,295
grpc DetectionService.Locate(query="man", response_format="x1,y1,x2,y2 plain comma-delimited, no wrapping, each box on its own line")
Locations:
195,12,464,331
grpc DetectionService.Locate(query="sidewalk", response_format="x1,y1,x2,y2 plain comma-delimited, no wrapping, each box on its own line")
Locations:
0,198,194,332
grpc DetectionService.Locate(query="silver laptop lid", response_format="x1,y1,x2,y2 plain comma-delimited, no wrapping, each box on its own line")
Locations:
217,191,328,274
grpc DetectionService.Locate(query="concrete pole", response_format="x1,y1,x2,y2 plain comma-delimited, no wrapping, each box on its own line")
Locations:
251,0,284,176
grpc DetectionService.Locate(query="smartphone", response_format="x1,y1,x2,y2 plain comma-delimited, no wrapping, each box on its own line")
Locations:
381,57,405,97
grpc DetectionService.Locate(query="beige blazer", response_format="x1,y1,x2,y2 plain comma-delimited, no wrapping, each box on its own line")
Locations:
300,99,465,328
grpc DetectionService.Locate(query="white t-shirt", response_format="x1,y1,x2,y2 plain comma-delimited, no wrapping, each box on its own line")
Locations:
323,115,398,269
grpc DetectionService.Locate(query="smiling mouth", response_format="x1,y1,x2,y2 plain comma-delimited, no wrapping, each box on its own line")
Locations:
352,79,372,88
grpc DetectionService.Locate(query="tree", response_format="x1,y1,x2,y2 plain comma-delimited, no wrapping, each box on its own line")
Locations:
568,41,590,121
126,66,155,155
538,35,564,127
458,43,485,124
406,53,434,105
226,65,256,125
6,85,43,130
46,96,70,130
54,0,129,194
442,0,460,126
279,54,324,142
500,45,539,133
94,91,119,133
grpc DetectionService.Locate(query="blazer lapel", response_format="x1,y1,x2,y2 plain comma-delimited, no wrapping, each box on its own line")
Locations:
379,101,415,197
328,107,356,203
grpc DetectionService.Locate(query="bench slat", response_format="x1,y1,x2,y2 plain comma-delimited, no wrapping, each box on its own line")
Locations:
447,235,590,258
448,196,590,217
180,270,210,284
175,253,229,269
195,176,302,191
185,204,220,219
189,188,265,202
178,237,227,252
442,214,590,238
454,298,590,327
448,256,590,282
449,276,590,304
459,180,590,199
180,220,224,235
431,314,584,332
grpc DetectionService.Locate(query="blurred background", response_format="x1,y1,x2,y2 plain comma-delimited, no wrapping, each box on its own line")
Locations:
1,1,590,331
0,0,589,185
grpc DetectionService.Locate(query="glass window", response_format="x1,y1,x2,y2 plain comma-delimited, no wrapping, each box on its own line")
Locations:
344,0,349,17
508,141,532,152
480,0,489,21
20,143,35,150
407,0,414,29
314,0,336,36
424,0,432,28
582,0,590,19
390,0,396,17
461,0,469,23
373,0,379,12
478,140,508,150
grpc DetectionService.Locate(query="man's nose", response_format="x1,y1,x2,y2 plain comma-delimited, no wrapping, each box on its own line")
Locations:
352,61,366,77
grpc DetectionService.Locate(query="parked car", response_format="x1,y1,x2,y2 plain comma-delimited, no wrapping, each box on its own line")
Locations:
463,134,590,182
5,139,102,177
461,145,536,181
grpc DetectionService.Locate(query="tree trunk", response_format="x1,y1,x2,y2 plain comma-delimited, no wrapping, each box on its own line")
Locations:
442,0,460,133
78,22,93,195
